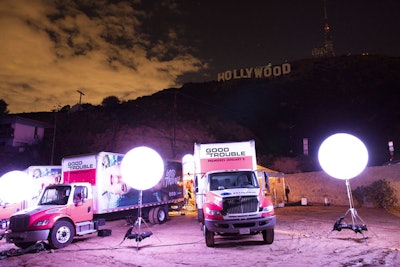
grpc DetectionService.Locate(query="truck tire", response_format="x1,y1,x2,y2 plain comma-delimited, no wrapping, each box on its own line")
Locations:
49,220,74,249
262,228,274,244
197,209,204,223
14,242,37,249
152,206,167,224
148,208,155,224
204,226,214,247
163,205,170,221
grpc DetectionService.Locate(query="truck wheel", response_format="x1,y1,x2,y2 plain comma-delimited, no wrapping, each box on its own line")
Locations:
204,226,214,247
14,242,36,249
163,205,170,221
197,209,204,223
153,206,167,224
148,208,155,224
49,220,74,249
262,228,274,244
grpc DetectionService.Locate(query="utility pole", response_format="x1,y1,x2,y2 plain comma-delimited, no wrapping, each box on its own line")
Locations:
77,90,85,110
172,91,177,157
50,105,60,165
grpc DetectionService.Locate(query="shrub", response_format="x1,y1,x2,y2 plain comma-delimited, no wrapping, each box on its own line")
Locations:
352,179,398,209
352,186,365,207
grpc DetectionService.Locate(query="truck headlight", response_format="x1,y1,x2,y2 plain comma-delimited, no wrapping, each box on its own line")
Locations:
1,220,8,229
261,205,274,213
205,207,222,216
34,220,50,227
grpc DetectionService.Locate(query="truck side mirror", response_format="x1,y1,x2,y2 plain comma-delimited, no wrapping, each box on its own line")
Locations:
74,193,84,206
82,187,88,201
73,186,88,206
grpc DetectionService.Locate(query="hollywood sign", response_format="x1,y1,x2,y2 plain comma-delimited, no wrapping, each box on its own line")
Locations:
217,63,291,82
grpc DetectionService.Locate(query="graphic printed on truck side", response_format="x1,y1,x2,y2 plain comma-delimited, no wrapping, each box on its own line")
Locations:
62,153,184,214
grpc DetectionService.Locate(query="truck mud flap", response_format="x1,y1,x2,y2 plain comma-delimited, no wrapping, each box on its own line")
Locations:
98,229,112,237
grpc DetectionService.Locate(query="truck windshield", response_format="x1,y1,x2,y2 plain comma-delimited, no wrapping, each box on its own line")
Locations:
39,186,71,205
209,171,259,190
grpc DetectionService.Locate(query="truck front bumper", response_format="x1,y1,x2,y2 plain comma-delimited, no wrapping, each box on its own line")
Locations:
6,229,50,243
205,215,276,234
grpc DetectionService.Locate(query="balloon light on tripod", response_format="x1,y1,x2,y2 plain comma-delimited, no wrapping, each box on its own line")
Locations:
120,146,165,247
0,171,34,204
318,133,370,243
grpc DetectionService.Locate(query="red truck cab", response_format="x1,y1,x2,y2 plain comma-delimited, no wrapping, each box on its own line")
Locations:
6,182,103,249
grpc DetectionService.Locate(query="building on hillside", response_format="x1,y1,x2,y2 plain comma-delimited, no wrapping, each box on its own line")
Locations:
0,116,52,152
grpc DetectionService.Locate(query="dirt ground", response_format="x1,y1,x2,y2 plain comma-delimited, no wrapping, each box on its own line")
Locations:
1,205,399,267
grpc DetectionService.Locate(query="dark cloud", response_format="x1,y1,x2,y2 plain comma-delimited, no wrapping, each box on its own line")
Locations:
0,0,205,113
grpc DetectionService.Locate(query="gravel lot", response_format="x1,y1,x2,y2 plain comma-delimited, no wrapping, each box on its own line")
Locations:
1,205,399,266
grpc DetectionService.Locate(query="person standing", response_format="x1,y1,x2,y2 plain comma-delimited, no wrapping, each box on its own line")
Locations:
285,185,291,203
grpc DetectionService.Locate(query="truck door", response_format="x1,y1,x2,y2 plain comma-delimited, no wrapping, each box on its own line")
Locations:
69,185,93,223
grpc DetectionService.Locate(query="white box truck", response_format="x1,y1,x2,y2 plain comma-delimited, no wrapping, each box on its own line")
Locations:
0,166,61,239
194,140,276,247
5,152,184,249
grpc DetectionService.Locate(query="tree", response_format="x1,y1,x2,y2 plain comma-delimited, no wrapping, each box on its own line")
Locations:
60,105,71,113
0,99,9,117
101,96,120,108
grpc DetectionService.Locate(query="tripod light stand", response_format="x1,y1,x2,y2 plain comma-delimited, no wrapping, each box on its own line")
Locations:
124,190,153,249
330,179,368,242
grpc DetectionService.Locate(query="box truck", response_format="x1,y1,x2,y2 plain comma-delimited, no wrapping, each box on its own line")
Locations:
194,140,276,247
5,152,184,249
0,166,61,239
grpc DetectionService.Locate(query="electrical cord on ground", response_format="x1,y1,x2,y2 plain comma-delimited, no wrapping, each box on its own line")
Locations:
0,242,46,260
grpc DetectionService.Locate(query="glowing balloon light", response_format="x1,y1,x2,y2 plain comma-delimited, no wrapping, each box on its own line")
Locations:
182,154,194,165
318,133,368,180
182,154,194,179
0,171,34,203
120,146,164,190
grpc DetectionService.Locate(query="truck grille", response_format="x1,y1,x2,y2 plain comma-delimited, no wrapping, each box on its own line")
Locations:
222,196,258,215
9,214,30,229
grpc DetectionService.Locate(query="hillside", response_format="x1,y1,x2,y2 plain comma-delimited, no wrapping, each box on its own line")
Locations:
176,55,400,167
4,54,400,173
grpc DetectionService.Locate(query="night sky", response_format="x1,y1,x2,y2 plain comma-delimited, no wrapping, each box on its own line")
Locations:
1,0,399,113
